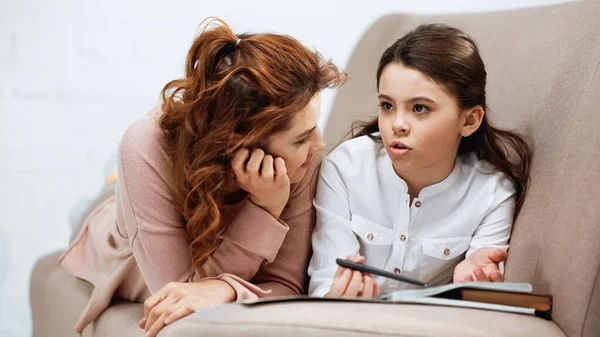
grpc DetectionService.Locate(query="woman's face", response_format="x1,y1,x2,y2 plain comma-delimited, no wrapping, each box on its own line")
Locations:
266,93,325,183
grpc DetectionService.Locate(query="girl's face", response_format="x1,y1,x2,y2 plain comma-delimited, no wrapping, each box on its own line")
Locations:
266,93,326,183
377,63,480,177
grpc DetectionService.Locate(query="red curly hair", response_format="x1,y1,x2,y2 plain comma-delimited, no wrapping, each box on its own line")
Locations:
159,18,346,269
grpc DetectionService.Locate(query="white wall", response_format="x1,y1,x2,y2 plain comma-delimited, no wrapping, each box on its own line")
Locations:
0,0,571,335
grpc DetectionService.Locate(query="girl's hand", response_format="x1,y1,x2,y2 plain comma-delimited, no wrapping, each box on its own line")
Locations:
453,248,508,283
231,148,290,219
325,255,380,299
139,280,235,337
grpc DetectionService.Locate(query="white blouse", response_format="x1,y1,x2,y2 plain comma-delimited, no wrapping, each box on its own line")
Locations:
308,136,516,297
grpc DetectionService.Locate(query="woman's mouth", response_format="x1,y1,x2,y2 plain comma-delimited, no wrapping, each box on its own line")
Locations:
300,155,313,168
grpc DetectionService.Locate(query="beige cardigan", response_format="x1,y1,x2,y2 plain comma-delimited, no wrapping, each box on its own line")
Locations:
59,108,320,333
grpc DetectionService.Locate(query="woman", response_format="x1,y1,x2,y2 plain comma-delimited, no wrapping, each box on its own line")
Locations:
59,18,346,336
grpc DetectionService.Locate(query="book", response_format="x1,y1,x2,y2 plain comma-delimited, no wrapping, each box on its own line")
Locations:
242,282,552,320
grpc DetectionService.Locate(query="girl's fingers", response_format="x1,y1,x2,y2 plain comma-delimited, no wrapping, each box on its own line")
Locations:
473,267,489,282
489,271,504,282
360,274,375,298
333,254,361,281
464,273,475,282
328,268,352,297
373,280,381,297
333,265,346,279
342,271,363,298
350,255,365,264
488,249,508,264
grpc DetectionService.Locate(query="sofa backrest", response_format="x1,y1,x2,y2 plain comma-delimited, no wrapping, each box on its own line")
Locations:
324,1,600,336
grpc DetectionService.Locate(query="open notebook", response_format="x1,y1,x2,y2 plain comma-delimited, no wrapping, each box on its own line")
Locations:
242,282,552,320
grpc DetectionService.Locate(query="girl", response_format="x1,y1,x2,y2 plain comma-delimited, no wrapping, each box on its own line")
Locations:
308,24,531,298
59,19,345,336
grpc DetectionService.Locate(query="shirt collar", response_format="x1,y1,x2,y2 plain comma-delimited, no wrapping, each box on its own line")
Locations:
380,149,462,198
419,157,462,198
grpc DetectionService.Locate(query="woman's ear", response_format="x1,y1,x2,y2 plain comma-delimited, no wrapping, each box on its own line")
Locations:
460,106,485,137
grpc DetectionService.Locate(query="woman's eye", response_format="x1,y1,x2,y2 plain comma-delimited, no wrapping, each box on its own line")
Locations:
297,137,309,145
296,130,313,145
379,102,393,111
413,104,430,114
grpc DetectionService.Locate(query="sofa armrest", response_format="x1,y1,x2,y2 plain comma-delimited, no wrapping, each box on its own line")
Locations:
30,251,145,337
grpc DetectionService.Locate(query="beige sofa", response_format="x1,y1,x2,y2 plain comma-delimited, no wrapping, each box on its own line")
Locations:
31,1,600,336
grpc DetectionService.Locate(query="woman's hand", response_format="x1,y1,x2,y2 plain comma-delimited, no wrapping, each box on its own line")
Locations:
231,148,290,219
325,255,380,299
139,280,235,337
453,248,508,283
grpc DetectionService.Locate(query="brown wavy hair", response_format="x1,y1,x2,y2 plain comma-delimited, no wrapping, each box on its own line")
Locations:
354,24,532,217
159,18,346,268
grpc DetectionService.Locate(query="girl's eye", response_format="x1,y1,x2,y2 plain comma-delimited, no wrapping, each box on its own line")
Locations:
413,104,430,114
379,102,393,111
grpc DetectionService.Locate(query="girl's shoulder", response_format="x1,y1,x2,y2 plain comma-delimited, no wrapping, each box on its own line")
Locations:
319,135,384,181
460,153,516,195
325,135,382,164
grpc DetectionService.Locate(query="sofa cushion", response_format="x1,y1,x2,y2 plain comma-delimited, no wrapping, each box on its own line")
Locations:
32,251,565,337
163,301,565,337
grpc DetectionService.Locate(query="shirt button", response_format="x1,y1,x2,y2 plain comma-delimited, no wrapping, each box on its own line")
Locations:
367,233,374,241
400,234,407,242
444,248,451,256
394,268,402,275
415,201,422,207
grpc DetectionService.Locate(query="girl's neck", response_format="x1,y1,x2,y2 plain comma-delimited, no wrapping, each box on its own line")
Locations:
394,156,458,203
